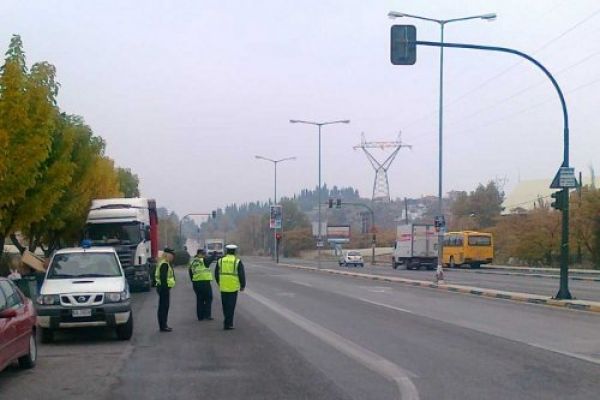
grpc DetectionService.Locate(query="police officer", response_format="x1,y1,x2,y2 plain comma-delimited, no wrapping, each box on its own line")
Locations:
188,249,217,321
155,247,176,332
215,244,246,330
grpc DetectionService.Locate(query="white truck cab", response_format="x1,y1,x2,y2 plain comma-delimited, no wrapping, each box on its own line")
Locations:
84,198,159,291
36,245,133,343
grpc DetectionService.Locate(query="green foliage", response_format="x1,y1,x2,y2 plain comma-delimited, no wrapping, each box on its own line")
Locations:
0,36,134,259
0,36,56,234
117,167,140,198
450,181,505,229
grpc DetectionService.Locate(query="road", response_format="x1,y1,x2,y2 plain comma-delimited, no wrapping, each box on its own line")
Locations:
1,259,599,399
274,257,600,302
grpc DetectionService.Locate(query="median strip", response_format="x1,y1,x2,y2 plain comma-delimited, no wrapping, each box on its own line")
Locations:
277,262,600,314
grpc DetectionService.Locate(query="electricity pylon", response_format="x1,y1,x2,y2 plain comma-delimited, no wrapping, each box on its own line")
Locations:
354,132,411,202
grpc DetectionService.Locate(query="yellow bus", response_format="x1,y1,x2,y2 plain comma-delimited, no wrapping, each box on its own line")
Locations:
443,231,493,269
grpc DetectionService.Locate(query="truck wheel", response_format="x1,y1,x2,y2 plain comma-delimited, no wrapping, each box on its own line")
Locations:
470,263,481,269
18,331,37,369
40,327,54,344
116,313,134,341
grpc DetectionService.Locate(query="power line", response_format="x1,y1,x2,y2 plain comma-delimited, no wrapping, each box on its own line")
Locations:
406,73,600,144
402,6,600,131
438,48,600,129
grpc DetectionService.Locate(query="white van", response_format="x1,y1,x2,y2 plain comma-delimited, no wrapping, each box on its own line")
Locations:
36,246,133,342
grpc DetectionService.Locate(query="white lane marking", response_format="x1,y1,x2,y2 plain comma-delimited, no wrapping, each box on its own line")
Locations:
527,342,600,366
290,279,313,288
357,298,415,315
245,290,420,400
365,286,391,293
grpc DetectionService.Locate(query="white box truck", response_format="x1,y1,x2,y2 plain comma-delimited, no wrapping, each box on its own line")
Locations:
392,224,438,270
204,238,225,257
84,198,159,291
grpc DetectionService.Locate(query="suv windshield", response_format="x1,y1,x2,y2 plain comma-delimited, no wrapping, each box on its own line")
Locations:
348,251,361,256
85,223,142,245
207,243,223,250
48,253,122,279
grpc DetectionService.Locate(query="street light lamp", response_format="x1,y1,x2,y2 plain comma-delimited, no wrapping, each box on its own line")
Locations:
387,10,496,271
289,119,350,269
255,155,296,263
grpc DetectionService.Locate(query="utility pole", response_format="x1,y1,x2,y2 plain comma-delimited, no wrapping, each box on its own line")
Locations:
290,119,350,269
255,155,296,263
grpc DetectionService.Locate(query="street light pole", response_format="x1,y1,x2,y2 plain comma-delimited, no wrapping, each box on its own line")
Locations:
387,11,496,271
290,119,350,269
255,155,296,263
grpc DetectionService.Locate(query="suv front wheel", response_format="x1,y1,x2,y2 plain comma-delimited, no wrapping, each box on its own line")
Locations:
116,313,133,340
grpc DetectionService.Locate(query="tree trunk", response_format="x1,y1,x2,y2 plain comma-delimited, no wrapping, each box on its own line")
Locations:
0,235,5,262
10,233,26,254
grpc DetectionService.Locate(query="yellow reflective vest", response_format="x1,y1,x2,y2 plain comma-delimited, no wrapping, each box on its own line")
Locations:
190,257,213,282
217,255,240,292
155,259,175,288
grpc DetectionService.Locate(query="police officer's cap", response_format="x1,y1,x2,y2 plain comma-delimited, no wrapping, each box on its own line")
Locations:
225,244,238,250
163,247,176,256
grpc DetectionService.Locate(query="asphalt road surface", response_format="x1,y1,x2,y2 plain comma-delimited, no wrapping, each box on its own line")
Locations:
1,259,599,400
274,257,600,302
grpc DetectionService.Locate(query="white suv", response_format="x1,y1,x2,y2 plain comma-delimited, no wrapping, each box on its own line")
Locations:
339,251,364,267
36,246,133,342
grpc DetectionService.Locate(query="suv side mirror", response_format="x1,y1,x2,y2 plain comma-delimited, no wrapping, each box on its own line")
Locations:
0,308,17,319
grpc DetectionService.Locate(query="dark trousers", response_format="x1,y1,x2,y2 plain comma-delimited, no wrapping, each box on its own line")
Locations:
193,281,213,320
220,291,238,328
157,287,170,329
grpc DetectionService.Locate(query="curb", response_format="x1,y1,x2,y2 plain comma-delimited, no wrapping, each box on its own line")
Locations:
448,269,600,282
482,265,600,275
277,262,600,314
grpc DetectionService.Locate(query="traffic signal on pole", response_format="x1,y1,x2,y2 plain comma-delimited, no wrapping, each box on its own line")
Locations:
390,25,417,65
276,233,282,241
336,198,342,209
550,191,564,211
328,198,333,208
211,210,217,219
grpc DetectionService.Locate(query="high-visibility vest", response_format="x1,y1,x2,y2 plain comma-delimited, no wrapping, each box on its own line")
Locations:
190,257,213,282
217,255,240,292
155,259,175,288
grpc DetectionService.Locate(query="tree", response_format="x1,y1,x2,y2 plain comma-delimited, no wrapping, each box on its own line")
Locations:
0,36,58,255
571,186,600,268
449,181,505,229
117,167,140,198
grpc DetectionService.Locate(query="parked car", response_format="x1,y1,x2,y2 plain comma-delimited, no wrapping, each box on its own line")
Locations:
0,278,37,372
36,245,133,343
339,251,364,267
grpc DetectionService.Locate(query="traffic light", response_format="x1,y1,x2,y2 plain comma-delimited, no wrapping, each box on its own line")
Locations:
336,198,342,209
276,233,282,241
211,210,217,219
328,198,333,208
550,190,564,211
390,25,417,65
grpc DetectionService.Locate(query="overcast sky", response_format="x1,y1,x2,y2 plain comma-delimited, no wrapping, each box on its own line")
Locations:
2,0,599,216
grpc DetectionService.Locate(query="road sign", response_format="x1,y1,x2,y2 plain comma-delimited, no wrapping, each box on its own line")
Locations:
550,167,577,189
390,25,417,65
269,205,282,229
